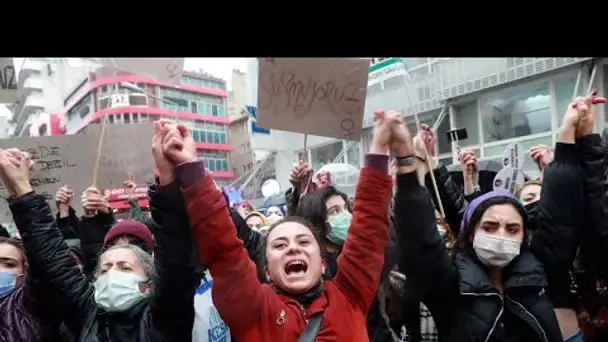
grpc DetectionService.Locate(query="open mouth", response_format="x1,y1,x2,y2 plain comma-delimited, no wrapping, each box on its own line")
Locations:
284,260,308,276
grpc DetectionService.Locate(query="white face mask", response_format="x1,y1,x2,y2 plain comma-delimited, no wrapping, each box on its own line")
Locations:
94,269,148,312
473,232,521,268
267,213,283,224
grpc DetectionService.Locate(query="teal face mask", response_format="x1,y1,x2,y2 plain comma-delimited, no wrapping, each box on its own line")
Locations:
326,211,353,245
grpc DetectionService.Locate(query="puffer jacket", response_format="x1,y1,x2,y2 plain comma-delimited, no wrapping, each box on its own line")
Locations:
0,277,62,341
394,172,564,341
424,164,467,237
395,143,584,342
10,182,199,342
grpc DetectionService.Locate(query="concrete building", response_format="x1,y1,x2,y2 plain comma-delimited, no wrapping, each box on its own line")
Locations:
245,57,597,188
229,110,254,178
227,69,247,121
11,58,89,137
59,68,234,187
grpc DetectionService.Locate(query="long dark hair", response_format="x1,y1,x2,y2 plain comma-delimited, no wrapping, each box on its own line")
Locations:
295,186,351,237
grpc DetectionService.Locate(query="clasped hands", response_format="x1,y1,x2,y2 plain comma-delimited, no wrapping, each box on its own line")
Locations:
152,120,197,185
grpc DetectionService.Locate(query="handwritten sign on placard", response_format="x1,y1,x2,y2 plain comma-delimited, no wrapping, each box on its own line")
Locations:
257,58,369,141
86,123,155,189
0,135,94,222
0,58,18,104
81,58,185,84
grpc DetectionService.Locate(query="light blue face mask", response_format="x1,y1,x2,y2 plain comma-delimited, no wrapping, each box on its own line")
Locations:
0,271,18,298
326,211,353,246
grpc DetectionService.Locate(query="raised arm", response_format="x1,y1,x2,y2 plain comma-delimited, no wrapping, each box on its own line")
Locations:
333,157,391,311
156,121,264,336
147,182,199,341
531,99,586,268
2,148,95,337
333,109,399,312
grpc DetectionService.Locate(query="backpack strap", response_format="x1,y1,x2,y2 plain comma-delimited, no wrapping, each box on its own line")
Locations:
297,313,323,342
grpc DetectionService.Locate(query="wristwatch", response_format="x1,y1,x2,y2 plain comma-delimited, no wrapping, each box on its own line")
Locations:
395,155,425,167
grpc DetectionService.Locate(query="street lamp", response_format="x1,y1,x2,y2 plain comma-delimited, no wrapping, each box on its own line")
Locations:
119,82,179,106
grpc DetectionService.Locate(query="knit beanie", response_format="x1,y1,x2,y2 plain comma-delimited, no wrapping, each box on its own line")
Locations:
104,220,154,253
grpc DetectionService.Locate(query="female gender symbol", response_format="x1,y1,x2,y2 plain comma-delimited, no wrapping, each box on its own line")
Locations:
341,118,355,139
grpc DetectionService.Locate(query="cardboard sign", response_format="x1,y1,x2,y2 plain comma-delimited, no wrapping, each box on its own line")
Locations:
0,58,18,104
0,135,94,222
501,142,524,170
86,123,155,189
81,58,185,84
257,58,369,141
493,166,525,194
0,124,155,222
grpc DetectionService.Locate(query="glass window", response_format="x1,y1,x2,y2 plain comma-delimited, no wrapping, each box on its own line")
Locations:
191,101,198,113
554,75,586,124
310,141,343,171
212,105,218,116
437,111,451,154
383,76,405,91
222,160,228,171
454,101,480,145
481,82,551,143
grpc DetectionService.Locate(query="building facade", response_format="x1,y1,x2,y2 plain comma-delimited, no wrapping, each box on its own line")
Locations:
12,58,89,137
229,111,254,179
246,57,599,187
59,69,233,186
228,69,247,121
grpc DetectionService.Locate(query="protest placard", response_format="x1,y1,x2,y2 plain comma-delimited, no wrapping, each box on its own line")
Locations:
0,58,18,104
0,123,155,221
0,135,94,222
257,58,369,141
86,123,155,189
81,58,185,84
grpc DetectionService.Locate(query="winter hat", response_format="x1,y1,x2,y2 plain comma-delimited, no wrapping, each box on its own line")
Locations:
104,220,154,253
460,190,527,233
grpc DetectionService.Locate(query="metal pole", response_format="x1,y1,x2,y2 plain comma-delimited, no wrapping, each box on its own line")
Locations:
572,70,582,101
432,102,449,132
587,62,598,94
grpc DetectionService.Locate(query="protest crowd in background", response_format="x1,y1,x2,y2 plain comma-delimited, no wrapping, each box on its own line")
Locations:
3,58,608,342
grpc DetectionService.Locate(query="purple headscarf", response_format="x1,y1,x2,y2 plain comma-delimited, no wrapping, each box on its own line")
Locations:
460,190,526,233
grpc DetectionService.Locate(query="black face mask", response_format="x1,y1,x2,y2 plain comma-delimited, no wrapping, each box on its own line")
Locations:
524,201,539,231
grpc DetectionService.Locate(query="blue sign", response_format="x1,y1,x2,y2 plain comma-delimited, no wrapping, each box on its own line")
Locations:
223,187,243,206
246,105,270,135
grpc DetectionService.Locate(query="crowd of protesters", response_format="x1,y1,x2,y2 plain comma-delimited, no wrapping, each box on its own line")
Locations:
0,91,608,341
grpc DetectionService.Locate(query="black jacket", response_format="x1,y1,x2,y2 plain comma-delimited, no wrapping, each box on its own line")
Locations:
395,170,568,342
424,164,468,236
577,133,608,280
77,211,116,280
11,185,198,342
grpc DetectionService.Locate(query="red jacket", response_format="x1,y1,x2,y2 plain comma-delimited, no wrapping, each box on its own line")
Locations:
180,162,391,341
